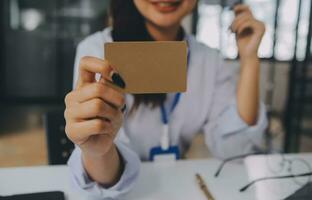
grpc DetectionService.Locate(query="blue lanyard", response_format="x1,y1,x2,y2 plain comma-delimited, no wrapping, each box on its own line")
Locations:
160,93,181,124
160,40,190,125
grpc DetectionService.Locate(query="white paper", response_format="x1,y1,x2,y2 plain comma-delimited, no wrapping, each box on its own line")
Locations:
244,154,311,200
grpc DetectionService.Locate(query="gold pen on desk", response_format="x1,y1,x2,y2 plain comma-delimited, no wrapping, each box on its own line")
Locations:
195,173,215,200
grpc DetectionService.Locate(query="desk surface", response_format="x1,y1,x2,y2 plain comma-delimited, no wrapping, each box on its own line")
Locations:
2,154,311,200
0,158,254,200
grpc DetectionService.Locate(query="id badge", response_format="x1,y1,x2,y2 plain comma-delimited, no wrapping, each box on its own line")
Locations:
149,125,179,161
149,146,180,162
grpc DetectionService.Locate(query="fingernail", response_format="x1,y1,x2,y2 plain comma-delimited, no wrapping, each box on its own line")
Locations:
109,70,114,81
111,72,126,88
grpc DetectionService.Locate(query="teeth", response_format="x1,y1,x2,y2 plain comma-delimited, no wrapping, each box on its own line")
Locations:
159,2,172,7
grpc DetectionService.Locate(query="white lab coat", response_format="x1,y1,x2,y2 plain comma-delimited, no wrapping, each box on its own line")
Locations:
68,27,268,199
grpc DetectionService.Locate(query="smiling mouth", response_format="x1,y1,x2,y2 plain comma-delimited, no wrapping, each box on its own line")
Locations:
150,0,182,13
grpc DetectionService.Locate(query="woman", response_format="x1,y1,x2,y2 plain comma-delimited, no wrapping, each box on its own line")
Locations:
64,0,267,199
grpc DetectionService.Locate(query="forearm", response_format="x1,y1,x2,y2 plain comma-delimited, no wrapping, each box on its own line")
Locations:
82,144,123,186
236,55,260,125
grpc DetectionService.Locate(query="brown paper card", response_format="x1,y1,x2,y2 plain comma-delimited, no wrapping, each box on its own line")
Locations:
104,41,187,94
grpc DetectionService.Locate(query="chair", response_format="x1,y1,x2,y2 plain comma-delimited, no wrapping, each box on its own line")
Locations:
43,110,74,165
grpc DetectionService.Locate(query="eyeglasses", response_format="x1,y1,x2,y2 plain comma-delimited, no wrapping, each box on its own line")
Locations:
214,152,312,192
214,152,264,177
239,171,312,192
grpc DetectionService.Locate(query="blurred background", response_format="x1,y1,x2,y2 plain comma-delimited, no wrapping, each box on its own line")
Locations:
0,0,311,167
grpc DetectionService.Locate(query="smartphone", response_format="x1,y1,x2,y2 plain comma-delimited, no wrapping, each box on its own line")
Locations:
1,191,65,200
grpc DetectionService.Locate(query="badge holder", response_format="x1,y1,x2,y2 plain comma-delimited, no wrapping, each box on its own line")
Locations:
149,124,180,162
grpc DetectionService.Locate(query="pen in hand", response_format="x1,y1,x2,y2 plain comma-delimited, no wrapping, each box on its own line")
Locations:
195,173,215,200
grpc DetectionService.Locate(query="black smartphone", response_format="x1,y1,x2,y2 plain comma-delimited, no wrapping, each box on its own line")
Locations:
0,191,65,200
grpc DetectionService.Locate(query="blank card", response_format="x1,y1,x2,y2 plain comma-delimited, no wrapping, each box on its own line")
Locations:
104,41,187,94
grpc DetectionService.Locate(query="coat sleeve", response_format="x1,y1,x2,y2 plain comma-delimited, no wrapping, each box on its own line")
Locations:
67,127,140,200
202,54,268,159
67,36,140,199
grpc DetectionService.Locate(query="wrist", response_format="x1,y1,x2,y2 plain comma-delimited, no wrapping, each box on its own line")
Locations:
240,53,258,62
82,143,117,163
81,144,123,186
240,54,260,69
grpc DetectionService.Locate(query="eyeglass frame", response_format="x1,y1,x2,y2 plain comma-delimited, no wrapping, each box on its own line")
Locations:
214,152,312,192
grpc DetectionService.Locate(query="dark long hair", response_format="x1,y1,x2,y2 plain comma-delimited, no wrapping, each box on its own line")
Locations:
110,0,183,111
